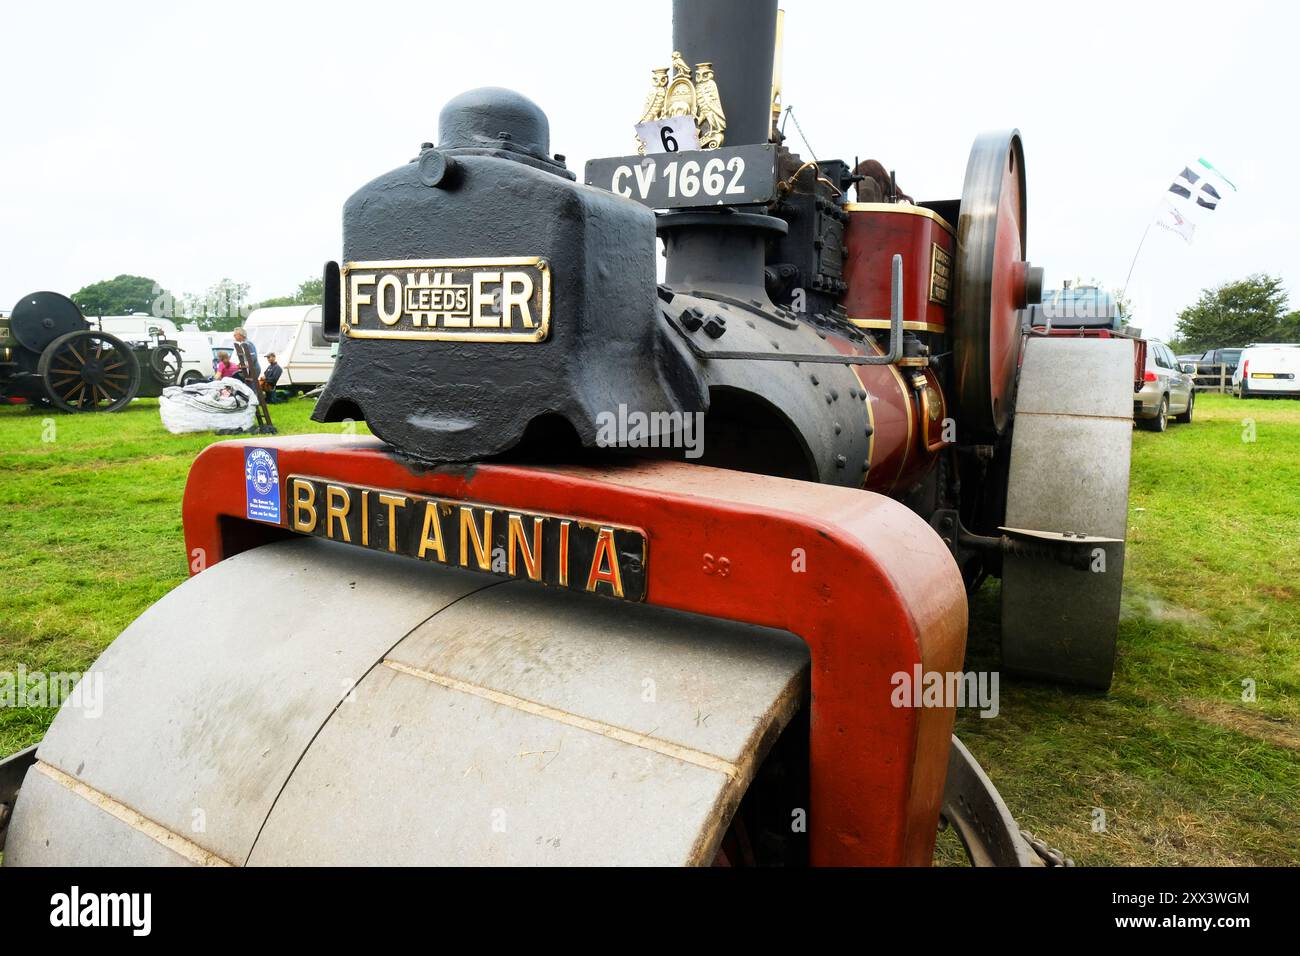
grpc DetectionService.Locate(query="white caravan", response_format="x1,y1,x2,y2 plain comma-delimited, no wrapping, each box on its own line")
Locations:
241,306,336,392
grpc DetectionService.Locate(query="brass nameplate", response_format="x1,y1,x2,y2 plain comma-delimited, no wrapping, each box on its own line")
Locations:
341,257,550,342
928,243,952,306
285,476,647,601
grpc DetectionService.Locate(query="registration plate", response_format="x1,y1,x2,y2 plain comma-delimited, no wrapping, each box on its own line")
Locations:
584,144,778,209
285,476,647,601
341,257,551,343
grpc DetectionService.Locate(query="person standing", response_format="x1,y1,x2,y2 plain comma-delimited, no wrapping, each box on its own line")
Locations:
232,327,275,433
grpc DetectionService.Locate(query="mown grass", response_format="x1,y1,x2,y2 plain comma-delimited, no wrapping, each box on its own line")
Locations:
0,398,367,755
1,393,1296,865
941,393,1300,865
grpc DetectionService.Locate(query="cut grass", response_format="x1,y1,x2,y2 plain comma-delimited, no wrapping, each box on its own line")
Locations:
1,393,1296,865
942,393,1300,866
0,398,367,755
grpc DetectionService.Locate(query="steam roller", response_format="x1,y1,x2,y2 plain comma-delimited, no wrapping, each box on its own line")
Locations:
0,0,1136,866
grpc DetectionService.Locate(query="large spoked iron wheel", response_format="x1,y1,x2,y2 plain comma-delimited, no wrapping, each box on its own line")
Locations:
38,330,140,412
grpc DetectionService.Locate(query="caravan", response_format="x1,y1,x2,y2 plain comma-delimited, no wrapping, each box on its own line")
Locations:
241,306,336,393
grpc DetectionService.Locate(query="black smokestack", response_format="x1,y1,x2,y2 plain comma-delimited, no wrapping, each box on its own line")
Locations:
671,0,778,147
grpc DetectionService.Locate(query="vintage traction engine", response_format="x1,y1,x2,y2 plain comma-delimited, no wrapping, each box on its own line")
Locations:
1,0,1135,866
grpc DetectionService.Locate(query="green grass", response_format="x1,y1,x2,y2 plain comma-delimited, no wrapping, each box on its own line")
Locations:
942,394,1300,865
2,393,1297,865
0,398,367,755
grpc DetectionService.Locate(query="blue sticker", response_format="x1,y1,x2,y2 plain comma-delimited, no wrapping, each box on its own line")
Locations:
245,447,281,523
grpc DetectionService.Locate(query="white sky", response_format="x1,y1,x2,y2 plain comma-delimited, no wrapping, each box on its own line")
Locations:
2,0,1295,341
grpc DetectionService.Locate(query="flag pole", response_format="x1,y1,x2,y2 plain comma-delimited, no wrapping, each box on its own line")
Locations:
1122,219,1155,295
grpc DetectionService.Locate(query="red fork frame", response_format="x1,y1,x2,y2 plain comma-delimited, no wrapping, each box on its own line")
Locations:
183,435,967,865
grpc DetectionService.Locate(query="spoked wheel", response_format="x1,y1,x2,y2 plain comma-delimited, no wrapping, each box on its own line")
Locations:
38,330,140,412
149,345,183,386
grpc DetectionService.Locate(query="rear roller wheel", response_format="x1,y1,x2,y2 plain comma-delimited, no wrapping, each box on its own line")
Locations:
38,330,140,413
1000,337,1134,689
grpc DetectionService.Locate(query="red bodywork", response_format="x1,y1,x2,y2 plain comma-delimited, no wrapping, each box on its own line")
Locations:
843,204,955,333
183,435,967,866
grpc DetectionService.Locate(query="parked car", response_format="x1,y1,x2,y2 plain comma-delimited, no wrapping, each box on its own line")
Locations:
1135,340,1195,431
1233,344,1300,398
1194,347,1242,376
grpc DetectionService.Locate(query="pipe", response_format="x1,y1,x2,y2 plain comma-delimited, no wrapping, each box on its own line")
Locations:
671,0,779,148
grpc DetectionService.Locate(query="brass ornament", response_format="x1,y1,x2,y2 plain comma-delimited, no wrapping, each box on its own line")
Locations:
635,51,727,153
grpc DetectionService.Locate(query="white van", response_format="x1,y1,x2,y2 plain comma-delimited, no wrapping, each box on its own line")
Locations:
1233,344,1300,398
241,306,336,393
95,315,213,386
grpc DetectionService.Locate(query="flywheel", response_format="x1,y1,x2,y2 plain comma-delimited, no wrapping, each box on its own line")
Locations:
952,131,1044,443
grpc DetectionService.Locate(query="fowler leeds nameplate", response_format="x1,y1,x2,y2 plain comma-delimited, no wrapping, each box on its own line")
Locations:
341,257,551,343
285,476,647,601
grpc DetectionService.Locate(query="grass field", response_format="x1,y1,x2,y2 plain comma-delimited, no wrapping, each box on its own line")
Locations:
1,393,1297,865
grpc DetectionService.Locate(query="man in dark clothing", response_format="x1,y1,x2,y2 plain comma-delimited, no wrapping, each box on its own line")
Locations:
260,353,284,404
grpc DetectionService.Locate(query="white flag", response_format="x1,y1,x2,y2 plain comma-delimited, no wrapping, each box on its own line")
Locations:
1154,198,1196,243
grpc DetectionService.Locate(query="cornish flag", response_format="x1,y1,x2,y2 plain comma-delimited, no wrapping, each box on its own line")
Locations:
1154,158,1236,244
1168,166,1222,210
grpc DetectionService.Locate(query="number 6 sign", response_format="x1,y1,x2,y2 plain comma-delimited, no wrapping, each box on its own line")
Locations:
635,116,700,155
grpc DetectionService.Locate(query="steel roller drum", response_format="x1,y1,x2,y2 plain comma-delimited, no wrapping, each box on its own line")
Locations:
1000,336,1134,689
4,538,809,866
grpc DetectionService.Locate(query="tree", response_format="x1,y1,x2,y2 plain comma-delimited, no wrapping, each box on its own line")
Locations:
72,275,172,317
295,276,323,304
1175,275,1289,351
249,275,324,311
1277,310,1300,344
183,278,251,332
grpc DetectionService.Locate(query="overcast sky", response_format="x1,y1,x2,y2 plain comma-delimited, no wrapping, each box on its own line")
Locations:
2,0,1295,341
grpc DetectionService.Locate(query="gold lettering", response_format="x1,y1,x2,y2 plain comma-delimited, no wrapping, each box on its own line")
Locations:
291,479,317,531
501,271,534,329
417,502,446,561
472,272,501,328
360,490,369,546
459,507,493,570
507,513,544,581
557,520,571,587
585,527,625,598
326,484,351,542
376,274,402,325
348,274,375,326
379,493,407,553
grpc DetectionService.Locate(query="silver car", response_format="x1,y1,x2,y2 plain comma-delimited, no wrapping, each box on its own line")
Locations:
1134,340,1195,431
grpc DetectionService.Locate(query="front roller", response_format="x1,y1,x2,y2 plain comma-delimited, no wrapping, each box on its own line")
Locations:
1000,336,1135,689
3,443,1026,865
4,537,809,866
